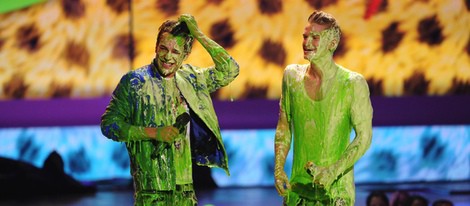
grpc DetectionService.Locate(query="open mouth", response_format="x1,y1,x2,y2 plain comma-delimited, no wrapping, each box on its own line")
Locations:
161,61,174,69
303,49,315,55
303,47,315,52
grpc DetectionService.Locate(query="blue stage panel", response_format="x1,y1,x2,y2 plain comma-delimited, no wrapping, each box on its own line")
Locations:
0,125,468,186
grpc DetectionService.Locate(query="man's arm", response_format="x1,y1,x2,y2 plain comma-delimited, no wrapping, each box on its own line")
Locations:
310,74,373,189
274,105,292,196
336,74,373,172
274,70,293,196
179,14,239,92
100,74,179,143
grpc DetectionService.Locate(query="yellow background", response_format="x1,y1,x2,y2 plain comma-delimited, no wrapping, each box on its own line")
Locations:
0,0,469,100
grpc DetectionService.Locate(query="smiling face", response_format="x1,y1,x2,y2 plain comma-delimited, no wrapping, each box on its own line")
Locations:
155,32,187,78
302,22,330,62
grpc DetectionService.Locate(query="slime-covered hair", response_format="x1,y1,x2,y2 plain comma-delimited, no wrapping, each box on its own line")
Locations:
156,20,194,55
308,10,342,51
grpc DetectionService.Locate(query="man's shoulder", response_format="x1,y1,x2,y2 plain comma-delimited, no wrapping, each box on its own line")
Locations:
284,64,307,76
118,64,153,84
348,71,366,84
180,64,196,71
282,64,307,81
338,66,368,90
126,64,152,77
285,64,307,71
337,65,366,82
133,64,152,73
178,64,201,76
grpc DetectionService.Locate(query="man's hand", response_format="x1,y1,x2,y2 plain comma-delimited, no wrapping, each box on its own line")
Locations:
274,169,291,196
305,161,336,191
305,161,319,178
178,14,200,36
153,126,179,142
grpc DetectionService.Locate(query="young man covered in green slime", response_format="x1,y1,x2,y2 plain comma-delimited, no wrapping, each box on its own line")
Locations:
274,10,373,206
101,14,239,206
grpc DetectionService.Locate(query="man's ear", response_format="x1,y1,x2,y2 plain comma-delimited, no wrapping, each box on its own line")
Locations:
329,39,338,51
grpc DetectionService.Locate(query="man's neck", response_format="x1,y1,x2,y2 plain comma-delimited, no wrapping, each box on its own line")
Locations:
308,57,337,80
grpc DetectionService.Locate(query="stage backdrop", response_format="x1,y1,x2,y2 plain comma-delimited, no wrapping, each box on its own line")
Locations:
0,0,469,187
0,0,469,100
0,125,468,186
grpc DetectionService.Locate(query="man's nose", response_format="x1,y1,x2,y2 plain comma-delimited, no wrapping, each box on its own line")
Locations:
306,37,313,45
164,52,172,60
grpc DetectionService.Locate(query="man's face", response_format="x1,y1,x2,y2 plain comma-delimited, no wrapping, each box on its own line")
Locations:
302,22,331,62
155,32,187,78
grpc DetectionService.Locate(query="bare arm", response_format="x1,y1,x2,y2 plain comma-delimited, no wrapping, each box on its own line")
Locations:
334,75,373,174
274,105,292,196
274,69,293,196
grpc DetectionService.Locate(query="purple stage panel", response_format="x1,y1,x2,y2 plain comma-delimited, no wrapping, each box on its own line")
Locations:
0,96,469,128
215,96,470,128
370,95,470,126
0,97,110,127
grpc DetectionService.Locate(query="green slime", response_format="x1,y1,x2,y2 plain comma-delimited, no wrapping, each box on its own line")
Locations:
275,26,373,206
101,14,239,205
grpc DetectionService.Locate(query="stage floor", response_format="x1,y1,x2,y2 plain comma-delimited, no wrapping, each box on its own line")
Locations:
1,182,469,206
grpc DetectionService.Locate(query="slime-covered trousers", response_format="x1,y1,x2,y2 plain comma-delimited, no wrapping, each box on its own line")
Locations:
283,183,351,206
134,184,197,206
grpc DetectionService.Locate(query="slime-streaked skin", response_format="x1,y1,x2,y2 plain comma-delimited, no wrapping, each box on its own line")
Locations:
274,12,373,206
101,14,239,205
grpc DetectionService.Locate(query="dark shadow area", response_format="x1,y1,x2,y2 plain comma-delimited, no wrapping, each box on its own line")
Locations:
192,163,217,190
0,151,96,201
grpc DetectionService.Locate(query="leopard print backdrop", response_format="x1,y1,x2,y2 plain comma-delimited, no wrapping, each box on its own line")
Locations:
1,0,469,100
0,0,131,99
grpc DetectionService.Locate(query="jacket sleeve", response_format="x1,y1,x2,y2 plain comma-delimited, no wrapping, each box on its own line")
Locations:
100,73,149,142
182,15,240,93
203,55,239,93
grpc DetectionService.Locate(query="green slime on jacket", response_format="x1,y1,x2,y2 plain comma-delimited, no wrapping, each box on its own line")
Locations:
101,58,238,192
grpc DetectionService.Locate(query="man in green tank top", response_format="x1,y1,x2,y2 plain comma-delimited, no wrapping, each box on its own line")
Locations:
274,10,373,206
